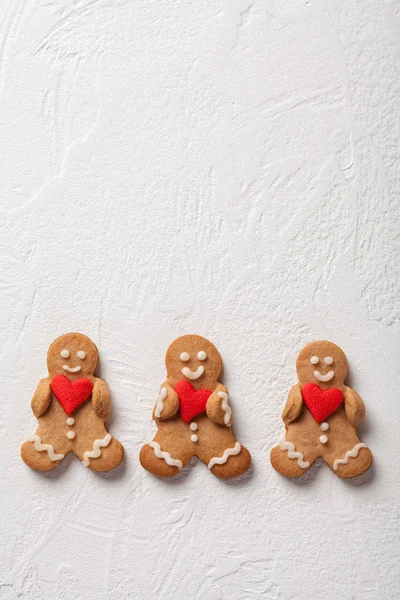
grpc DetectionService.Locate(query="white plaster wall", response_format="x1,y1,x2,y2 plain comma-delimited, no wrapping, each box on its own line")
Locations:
1,1,399,599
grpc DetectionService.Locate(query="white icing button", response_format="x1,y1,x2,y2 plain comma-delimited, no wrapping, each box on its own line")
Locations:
66,417,75,426
190,422,198,431
180,352,190,362
319,435,328,444
66,431,76,440
320,422,329,431
191,434,198,443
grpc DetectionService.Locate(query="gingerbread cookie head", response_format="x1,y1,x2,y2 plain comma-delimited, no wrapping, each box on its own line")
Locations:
165,334,222,389
46,332,99,380
296,340,348,389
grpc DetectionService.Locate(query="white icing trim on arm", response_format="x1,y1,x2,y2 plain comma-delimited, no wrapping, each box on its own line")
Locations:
149,441,183,470
181,366,204,380
313,370,334,382
154,387,168,418
208,442,241,470
280,441,310,468
27,435,64,461
82,433,112,467
217,391,232,426
333,443,367,471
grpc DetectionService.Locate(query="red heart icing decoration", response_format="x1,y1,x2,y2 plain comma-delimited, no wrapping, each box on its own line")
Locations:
51,374,93,415
302,382,344,422
174,380,212,423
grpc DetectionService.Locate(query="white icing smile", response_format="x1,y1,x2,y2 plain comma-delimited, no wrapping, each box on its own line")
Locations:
62,365,81,373
314,370,334,382
181,365,205,380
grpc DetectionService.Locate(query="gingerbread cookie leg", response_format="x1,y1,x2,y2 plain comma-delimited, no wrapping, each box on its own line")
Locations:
270,440,317,478
207,444,251,480
324,441,372,479
73,431,124,472
140,427,193,477
21,436,65,472
197,424,251,480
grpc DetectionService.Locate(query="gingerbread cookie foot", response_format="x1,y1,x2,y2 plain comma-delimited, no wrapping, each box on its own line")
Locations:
139,443,183,477
208,444,251,480
81,436,124,472
328,444,372,479
21,439,62,472
270,444,313,478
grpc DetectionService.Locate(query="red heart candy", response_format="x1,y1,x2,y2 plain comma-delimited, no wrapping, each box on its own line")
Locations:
51,374,93,415
174,380,212,423
302,382,344,423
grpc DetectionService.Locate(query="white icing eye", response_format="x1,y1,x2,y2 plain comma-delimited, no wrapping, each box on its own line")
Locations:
197,351,207,361
77,351,86,359
310,356,319,365
324,356,333,365
180,352,190,362
60,349,70,358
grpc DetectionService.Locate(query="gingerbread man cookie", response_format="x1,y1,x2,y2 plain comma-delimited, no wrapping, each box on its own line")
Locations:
140,335,251,479
21,333,124,472
270,341,372,478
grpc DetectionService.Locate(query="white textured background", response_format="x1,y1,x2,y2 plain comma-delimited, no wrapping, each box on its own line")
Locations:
1,1,399,599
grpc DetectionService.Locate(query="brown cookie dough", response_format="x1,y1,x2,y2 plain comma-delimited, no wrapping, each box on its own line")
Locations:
140,334,251,479
270,341,372,479
21,333,124,472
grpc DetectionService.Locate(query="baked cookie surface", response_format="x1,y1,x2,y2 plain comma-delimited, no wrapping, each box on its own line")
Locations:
271,341,372,478
140,334,251,479
21,333,124,472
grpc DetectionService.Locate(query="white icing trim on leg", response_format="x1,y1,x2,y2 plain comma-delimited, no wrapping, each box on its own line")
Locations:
154,387,167,418
149,441,183,470
217,391,232,426
82,433,112,467
280,441,310,469
333,443,367,471
26,435,64,461
208,442,241,470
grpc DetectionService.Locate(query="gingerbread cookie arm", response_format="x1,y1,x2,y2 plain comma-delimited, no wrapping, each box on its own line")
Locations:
206,384,232,426
344,386,366,428
91,378,111,420
31,378,52,417
282,384,303,424
152,382,179,420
